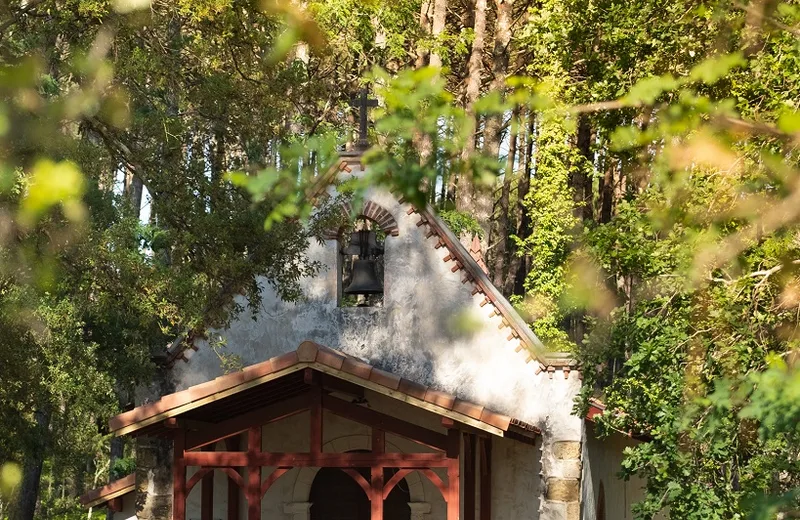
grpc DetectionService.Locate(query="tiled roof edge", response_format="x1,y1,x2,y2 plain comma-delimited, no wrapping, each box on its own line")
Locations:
418,206,576,368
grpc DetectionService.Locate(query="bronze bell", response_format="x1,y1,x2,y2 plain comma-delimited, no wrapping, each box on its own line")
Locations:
344,258,383,295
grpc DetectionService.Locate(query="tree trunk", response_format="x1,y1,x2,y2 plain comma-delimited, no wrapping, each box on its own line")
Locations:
599,152,614,223
474,0,514,242
123,169,144,219
455,0,487,212
512,112,534,296
572,114,593,222
11,410,50,520
415,0,432,68
492,106,518,292
428,0,448,68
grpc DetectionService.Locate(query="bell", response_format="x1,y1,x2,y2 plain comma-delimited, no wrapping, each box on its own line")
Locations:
344,258,383,295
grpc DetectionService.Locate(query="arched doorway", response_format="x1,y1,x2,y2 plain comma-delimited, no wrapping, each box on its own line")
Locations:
309,464,411,520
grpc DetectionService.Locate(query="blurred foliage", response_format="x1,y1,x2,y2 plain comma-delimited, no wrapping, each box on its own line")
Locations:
0,0,799,518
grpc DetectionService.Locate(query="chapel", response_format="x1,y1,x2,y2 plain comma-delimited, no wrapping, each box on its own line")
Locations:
80,139,651,520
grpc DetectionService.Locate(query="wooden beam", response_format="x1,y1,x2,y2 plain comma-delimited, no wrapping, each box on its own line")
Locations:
370,466,383,520
464,434,476,520
382,469,412,500
479,436,492,520
246,427,261,520
225,437,240,520
107,497,122,513
172,429,186,520
310,387,322,455
447,458,460,520
260,468,289,498
182,451,451,468
186,393,310,450
320,374,364,398
446,429,460,459
201,445,214,520
323,394,448,452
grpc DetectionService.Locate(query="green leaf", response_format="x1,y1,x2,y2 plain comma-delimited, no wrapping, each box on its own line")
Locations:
622,75,678,105
777,111,800,134
688,52,746,84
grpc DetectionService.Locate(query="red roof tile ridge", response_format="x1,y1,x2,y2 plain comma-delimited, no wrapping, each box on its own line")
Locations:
109,341,540,440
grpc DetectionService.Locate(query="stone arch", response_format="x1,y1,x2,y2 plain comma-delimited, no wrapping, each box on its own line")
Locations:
290,435,425,503
324,200,400,239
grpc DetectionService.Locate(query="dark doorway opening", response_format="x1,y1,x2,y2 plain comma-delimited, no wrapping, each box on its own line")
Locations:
309,464,411,520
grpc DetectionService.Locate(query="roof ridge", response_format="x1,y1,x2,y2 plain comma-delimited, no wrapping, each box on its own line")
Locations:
110,341,542,439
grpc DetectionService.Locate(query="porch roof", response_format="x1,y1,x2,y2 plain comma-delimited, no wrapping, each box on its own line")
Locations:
110,341,539,441
79,473,134,509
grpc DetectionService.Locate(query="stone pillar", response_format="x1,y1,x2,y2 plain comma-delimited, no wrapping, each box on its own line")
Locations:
538,369,584,520
134,365,175,520
134,436,173,520
284,501,313,520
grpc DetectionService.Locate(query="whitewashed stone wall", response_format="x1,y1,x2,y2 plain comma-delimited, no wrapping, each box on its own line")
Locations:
171,159,584,519
581,422,663,520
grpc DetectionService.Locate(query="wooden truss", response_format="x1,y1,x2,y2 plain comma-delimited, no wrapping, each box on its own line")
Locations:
170,369,493,520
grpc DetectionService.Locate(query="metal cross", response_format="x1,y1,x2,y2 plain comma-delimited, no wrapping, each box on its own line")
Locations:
349,88,378,149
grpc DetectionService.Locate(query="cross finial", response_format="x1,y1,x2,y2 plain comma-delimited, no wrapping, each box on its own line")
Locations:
349,88,378,150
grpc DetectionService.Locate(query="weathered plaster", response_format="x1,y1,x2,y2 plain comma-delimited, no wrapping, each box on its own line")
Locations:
169,161,584,519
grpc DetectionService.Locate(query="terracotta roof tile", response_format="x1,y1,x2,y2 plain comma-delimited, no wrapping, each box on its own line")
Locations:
109,342,537,443
397,378,427,401
240,359,275,380
453,399,484,421
272,351,299,371
297,341,319,362
480,409,511,431
316,345,346,370
341,357,373,380
424,388,455,410
369,367,401,390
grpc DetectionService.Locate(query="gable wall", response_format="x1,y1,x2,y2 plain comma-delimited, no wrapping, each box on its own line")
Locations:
170,161,582,519
173,163,578,431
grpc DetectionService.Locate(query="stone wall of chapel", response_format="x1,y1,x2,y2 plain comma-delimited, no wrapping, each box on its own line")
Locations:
173,161,582,520
581,423,664,520
173,163,580,432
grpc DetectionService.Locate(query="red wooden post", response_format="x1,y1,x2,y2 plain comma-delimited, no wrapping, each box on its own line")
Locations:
173,429,187,520
447,457,461,520
201,445,214,520
310,386,322,455
225,437,241,520
479,436,492,520
464,433,476,520
247,427,261,520
370,465,384,520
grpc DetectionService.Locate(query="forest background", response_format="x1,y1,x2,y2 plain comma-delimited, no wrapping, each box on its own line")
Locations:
0,0,799,519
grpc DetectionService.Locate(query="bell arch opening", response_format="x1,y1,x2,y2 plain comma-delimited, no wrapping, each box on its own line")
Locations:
339,216,385,308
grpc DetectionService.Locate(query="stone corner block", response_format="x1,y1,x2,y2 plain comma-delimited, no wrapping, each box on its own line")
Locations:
546,477,581,502
552,440,581,460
